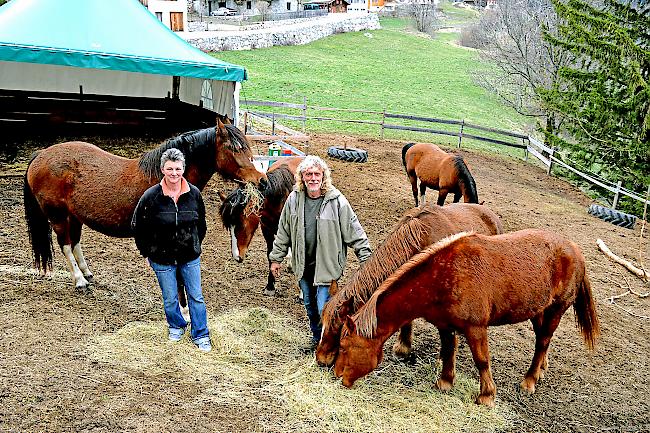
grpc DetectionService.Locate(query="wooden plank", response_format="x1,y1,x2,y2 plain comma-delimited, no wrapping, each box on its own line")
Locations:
528,136,553,154
384,112,464,126
527,144,550,167
461,121,528,139
383,123,462,137
460,132,527,149
243,100,307,110
246,112,304,136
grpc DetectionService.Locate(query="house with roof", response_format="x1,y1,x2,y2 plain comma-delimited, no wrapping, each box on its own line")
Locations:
140,0,189,32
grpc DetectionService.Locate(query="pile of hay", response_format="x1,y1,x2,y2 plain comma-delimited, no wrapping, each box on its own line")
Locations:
88,307,513,432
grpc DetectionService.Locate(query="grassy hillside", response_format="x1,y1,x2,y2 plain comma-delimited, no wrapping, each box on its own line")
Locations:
213,12,531,155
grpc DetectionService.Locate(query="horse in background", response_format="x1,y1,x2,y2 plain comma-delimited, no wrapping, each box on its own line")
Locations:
24,120,267,291
219,157,303,295
402,142,478,207
334,229,600,407
316,203,503,367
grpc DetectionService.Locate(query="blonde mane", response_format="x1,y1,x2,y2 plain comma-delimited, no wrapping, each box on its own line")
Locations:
352,231,473,339
323,207,437,329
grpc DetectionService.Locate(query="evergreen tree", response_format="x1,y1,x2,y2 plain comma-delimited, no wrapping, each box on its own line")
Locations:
540,0,649,215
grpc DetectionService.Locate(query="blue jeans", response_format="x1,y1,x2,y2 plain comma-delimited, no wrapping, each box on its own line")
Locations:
299,276,331,343
149,257,210,344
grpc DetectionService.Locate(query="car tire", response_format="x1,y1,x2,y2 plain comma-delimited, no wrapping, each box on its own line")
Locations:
327,146,368,163
587,204,637,229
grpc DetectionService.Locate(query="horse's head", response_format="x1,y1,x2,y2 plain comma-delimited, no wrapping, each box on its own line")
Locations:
316,288,354,367
219,184,264,262
215,120,267,189
334,316,384,388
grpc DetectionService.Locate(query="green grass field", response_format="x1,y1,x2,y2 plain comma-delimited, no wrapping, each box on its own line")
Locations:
213,8,531,156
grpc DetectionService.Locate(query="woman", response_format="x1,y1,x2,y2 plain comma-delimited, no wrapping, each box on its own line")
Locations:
132,148,212,352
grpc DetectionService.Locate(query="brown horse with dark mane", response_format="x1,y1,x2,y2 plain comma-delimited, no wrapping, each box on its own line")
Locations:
219,156,302,295
402,142,478,207
334,229,600,407
316,203,503,367
24,120,267,291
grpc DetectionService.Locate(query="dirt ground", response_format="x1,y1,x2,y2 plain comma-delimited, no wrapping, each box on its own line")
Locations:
1,133,648,433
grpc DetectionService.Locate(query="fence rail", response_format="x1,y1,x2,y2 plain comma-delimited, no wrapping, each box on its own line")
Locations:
241,98,649,210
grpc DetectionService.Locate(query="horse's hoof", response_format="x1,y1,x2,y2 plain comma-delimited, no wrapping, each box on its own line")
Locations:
475,394,496,407
263,288,276,297
395,351,416,366
520,378,536,394
436,378,454,392
85,274,94,284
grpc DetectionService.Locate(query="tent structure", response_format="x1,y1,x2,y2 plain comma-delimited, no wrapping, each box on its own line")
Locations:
0,0,248,135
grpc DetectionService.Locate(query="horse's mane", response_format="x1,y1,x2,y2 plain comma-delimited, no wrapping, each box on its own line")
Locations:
453,156,478,203
219,166,293,228
263,166,295,201
323,206,439,328
350,231,473,339
138,124,249,180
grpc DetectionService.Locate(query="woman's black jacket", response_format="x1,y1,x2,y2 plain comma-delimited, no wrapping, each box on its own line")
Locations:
132,183,206,265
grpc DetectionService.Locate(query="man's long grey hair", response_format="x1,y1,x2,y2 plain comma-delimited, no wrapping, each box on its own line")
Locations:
295,155,333,194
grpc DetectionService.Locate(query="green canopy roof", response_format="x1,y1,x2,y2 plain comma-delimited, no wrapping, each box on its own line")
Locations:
0,0,247,82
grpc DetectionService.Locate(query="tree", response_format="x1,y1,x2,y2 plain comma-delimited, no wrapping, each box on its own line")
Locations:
540,0,650,214
256,0,271,21
468,0,571,139
408,0,438,34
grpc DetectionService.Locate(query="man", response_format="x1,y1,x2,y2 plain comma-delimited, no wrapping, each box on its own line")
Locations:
269,155,372,352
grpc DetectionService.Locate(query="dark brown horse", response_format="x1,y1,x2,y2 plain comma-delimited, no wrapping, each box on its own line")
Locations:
316,203,503,367
24,120,267,290
219,157,303,295
334,229,600,407
402,142,478,207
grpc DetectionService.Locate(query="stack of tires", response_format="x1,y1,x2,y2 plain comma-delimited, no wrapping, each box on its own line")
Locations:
587,204,637,229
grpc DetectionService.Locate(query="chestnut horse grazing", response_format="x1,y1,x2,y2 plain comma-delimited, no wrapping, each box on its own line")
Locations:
219,157,302,295
24,120,267,290
334,230,600,407
316,203,503,367
402,142,478,207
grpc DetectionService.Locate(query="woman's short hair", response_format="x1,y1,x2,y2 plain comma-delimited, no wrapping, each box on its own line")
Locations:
160,148,185,171
296,155,333,193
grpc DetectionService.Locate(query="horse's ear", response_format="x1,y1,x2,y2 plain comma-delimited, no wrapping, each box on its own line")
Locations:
344,315,356,334
223,116,232,125
329,280,339,296
216,117,226,130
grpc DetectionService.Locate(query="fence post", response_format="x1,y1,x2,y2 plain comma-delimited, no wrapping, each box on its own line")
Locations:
523,137,529,161
380,108,386,139
546,147,555,176
612,180,623,210
457,119,464,148
271,112,275,136
302,96,307,134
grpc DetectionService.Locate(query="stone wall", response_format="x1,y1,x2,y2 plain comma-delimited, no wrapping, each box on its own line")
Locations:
183,13,380,51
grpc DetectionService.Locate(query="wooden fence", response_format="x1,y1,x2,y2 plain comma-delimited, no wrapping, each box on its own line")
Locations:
240,98,649,210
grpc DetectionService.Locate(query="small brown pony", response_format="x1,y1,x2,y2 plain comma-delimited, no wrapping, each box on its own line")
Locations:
316,203,503,367
334,229,600,407
219,157,303,295
402,142,478,207
24,120,267,290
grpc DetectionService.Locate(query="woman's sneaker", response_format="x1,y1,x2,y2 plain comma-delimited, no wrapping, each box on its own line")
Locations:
168,327,185,342
195,338,212,353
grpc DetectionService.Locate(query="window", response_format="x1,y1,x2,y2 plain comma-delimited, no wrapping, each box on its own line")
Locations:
218,1,226,7
247,0,252,8
155,11,163,21
287,1,291,9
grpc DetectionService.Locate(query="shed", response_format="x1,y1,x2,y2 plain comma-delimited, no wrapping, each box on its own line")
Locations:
0,0,247,137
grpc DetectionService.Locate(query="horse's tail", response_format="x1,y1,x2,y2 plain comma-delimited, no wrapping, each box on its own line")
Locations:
573,271,600,351
453,156,479,203
23,154,54,273
401,143,415,172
